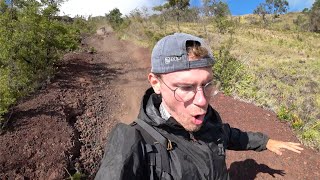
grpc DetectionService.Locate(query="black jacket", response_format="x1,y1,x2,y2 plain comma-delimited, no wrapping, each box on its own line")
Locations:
95,88,269,180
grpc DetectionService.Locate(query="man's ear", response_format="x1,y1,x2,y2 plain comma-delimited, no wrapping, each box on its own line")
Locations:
148,73,161,94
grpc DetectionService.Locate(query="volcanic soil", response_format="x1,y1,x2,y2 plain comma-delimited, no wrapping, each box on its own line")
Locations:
0,31,319,179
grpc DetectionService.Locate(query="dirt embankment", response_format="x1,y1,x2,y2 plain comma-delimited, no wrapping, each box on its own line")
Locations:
0,32,319,179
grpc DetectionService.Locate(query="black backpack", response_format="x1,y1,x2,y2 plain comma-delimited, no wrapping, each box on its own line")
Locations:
131,119,173,180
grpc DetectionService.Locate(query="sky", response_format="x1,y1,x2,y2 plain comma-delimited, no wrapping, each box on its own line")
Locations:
227,0,316,15
59,0,316,17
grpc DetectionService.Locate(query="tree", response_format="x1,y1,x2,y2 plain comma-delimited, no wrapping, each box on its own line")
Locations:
309,0,320,32
302,8,309,13
153,0,190,31
212,1,230,18
253,3,269,23
271,0,289,18
0,0,8,13
105,8,124,31
202,0,230,17
201,0,232,34
253,0,289,23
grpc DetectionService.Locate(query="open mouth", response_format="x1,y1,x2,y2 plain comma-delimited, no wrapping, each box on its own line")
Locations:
193,114,205,125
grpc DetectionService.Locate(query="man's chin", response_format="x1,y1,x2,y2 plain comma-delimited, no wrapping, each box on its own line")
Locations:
185,124,202,132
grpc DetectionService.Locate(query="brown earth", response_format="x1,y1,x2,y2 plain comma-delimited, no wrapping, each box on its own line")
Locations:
0,32,319,180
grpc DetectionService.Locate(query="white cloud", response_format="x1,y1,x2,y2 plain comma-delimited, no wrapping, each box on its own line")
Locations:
59,0,165,17
287,0,315,11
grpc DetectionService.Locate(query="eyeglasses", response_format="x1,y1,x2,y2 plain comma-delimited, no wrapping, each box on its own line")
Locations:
158,78,219,102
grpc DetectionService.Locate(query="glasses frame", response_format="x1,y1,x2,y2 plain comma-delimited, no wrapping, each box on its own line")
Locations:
157,77,215,102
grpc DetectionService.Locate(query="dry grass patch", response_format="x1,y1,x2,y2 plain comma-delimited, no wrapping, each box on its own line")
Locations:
118,12,320,150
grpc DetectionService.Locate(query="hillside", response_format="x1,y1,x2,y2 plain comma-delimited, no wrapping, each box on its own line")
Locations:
1,0,319,179
0,30,319,179
119,12,320,150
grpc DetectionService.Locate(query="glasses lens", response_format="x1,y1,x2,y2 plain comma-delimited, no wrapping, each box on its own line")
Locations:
171,81,220,102
204,82,214,97
204,81,220,97
175,86,196,102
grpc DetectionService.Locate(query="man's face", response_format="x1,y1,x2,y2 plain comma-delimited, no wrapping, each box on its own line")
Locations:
158,67,213,132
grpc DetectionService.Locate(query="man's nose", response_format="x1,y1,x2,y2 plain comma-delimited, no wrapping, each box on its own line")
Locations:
193,88,208,107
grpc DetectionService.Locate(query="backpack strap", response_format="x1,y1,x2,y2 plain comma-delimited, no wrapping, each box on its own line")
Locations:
135,119,173,151
133,119,173,179
145,143,156,180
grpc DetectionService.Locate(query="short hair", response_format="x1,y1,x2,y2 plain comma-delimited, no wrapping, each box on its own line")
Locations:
186,40,209,58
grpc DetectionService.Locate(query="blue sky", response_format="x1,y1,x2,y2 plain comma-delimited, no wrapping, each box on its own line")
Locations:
4,0,316,17
190,0,316,15
58,0,315,17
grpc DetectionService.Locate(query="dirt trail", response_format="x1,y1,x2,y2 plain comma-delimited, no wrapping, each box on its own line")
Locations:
0,32,319,179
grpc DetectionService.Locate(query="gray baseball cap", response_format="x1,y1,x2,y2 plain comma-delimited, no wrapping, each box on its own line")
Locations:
151,33,215,74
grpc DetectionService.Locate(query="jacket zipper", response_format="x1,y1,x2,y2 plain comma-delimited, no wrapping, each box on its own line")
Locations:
189,132,203,145
189,132,196,141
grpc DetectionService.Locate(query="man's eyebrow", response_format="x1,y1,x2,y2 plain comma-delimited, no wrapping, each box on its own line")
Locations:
172,81,194,87
172,78,214,86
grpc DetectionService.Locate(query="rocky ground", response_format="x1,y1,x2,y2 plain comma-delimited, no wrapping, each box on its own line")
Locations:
0,32,319,179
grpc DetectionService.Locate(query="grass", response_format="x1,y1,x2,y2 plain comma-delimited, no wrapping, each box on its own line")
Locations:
64,167,83,180
118,12,320,150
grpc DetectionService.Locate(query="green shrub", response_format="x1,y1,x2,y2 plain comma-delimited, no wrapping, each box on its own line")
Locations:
213,41,254,96
277,105,293,121
64,167,83,180
309,0,320,32
302,129,320,140
106,8,124,31
214,17,236,34
144,30,166,48
0,0,82,126
73,16,97,35
0,69,16,123
291,114,304,130
277,105,305,130
302,122,320,149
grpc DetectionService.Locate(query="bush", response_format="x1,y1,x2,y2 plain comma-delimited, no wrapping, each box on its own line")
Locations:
292,14,310,31
277,105,305,130
303,129,320,140
277,105,293,121
144,30,166,48
291,115,304,130
106,8,124,31
214,16,236,34
0,0,82,125
0,69,16,122
213,41,254,96
309,0,320,32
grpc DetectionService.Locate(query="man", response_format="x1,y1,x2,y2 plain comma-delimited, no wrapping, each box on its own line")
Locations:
95,33,303,180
